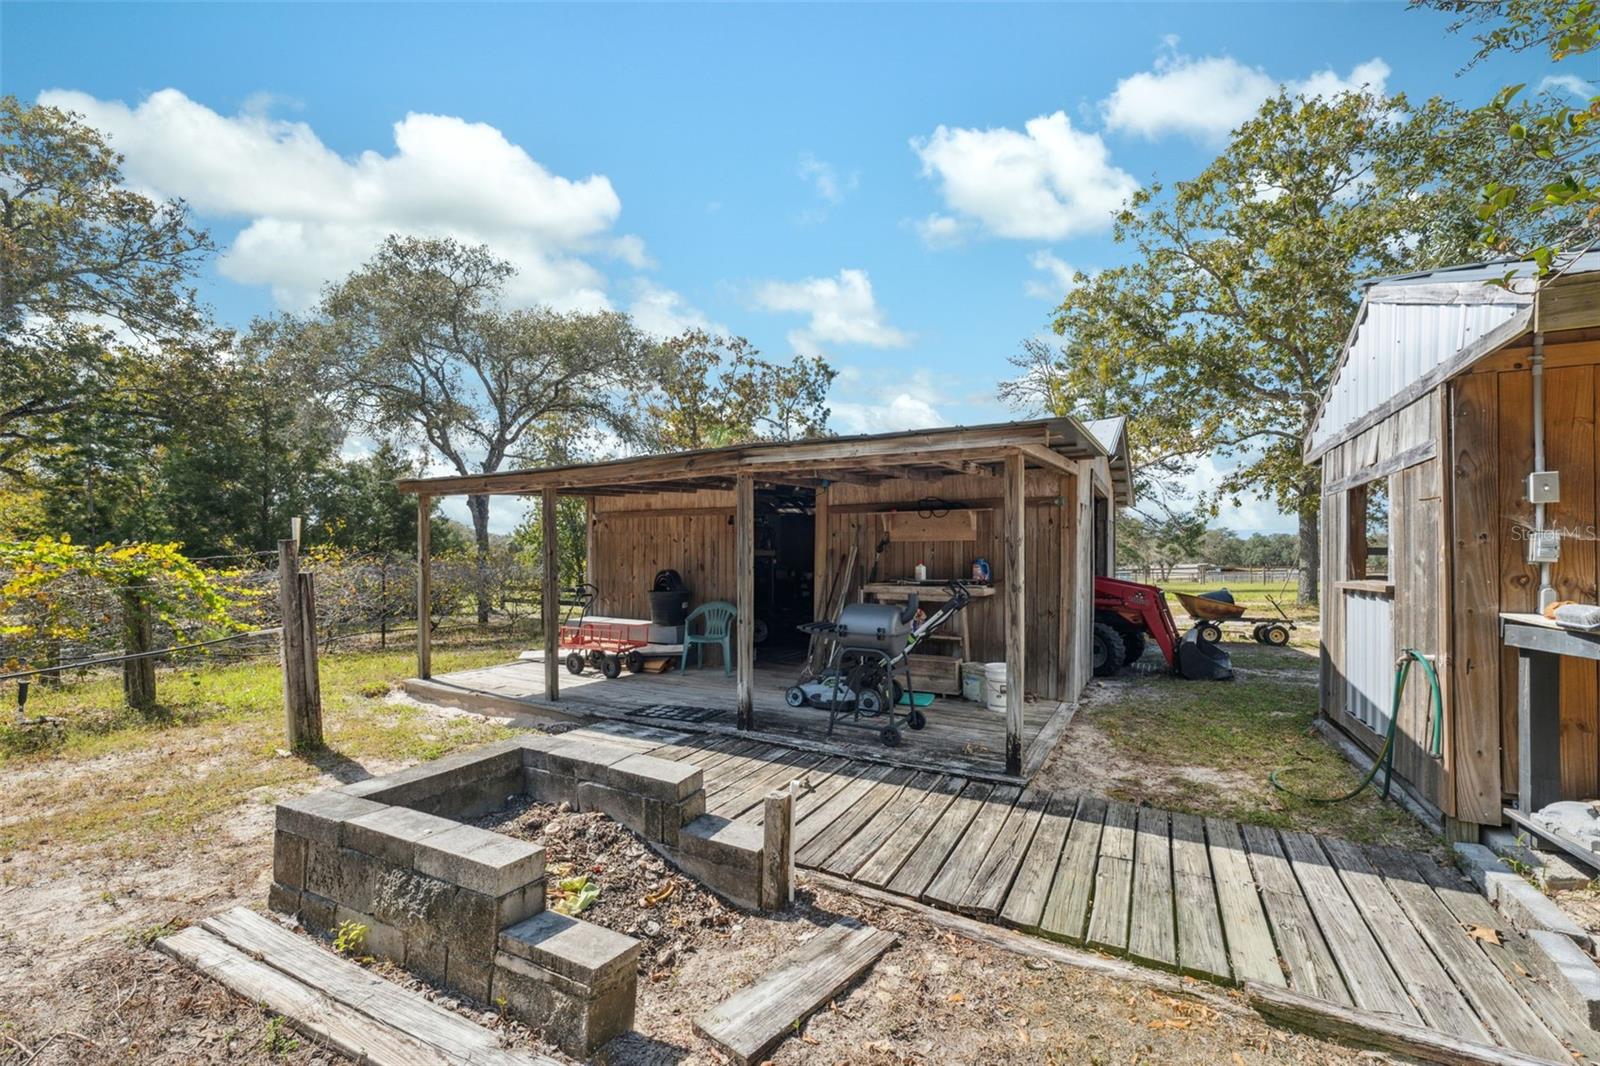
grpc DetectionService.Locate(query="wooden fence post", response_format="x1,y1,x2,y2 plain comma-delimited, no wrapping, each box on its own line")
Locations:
1004,450,1026,777
279,539,322,750
542,489,560,702
761,785,795,909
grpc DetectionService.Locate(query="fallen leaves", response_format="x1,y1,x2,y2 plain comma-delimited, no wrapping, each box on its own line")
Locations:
1465,923,1502,945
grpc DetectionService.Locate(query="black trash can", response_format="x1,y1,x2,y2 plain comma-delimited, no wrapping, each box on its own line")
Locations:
649,570,691,626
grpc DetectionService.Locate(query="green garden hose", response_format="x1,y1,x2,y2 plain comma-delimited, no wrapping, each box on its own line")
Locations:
1270,648,1443,804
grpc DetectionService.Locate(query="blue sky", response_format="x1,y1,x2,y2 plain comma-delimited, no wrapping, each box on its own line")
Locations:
3,3,1566,533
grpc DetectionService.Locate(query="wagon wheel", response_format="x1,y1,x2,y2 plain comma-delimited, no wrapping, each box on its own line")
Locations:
1197,621,1223,645
588,649,606,667
565,652,586,675
1251,623,1268,643
1263,624,1291,647
601,655,622,679
625,650,645,673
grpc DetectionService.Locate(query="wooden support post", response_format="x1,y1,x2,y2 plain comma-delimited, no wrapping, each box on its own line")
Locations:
1004,451,1026,776
416,496,432,680
1058,473,1075,701
583,496,596,585
736,473,755,730
542,488,560,702
812,484,830,618
298,570,323,744
279,539,320,749
761,786,795,909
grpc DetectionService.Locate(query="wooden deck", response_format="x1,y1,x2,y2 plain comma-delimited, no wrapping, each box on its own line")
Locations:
406,657,1072,781
569,720,1600,1063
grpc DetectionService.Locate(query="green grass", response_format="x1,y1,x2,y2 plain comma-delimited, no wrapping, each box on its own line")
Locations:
0,627,532,860
1090,644,1434,847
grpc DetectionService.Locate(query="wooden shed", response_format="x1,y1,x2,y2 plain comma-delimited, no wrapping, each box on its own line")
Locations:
1306,253,1600,839
399,417,1130,778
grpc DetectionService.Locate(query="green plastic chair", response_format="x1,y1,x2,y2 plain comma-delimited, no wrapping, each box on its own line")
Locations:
680,601,737,676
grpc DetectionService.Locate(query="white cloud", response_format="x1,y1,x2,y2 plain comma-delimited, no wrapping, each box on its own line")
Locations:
828,367,946,434
38,88,639,311
1025,251,1077,300
626,280,725,339
1542,74,1597,99
751,268,908,355
911,212,967,249
797,151,857,205
1101,46,1390,142
911,112,1137,241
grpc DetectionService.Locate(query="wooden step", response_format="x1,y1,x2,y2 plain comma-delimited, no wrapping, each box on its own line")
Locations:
693,921,897,1065
159,906,557,1066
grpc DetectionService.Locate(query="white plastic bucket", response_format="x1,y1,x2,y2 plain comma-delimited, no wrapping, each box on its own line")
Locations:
984,662,1009,713
960,662,986,703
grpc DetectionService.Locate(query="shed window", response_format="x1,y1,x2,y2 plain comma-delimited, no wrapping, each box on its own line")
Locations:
1346,480,1390,580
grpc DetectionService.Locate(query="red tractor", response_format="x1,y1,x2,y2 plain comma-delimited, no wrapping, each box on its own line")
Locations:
1092,576,1233,681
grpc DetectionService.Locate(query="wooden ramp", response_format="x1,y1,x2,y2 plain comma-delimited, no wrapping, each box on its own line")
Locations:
694,921,897,1065
158,907,556,1066
572,722,1600,1065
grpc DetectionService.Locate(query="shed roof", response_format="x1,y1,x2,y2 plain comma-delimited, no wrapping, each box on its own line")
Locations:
1305,252,1600,460
397,415,1134,503
1084,416,1133,504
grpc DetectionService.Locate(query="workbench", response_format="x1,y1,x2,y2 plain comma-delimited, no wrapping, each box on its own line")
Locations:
1500,612,1600,865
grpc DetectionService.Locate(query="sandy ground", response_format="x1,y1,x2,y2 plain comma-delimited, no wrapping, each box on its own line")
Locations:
2,694,1380,1064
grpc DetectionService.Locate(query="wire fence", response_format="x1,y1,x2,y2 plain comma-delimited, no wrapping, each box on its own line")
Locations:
0,547,548,706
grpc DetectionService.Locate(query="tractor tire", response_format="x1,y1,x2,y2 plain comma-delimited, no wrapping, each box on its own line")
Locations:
1093,622,1128,678
1119,628,1147,666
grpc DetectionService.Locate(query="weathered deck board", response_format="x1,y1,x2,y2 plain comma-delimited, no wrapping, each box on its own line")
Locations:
820,771,945,879
1319,838,1489,1040
997,791,1077,930
1204,817,1283,988
1038,794,1106,943
1394,847,1600,1060
794,763,896,850
798,768,917,867
1127,806,1176,969
694,922,898,1066
1084,800,1137,953
923,785,1023,909
954,787,1049,917
1169,812,1229,982
1280,830,1419,1022
1373,846,1571,1061
709,751,828,819
886,781,993,898
853,774,966,888
1241,824,1350,1006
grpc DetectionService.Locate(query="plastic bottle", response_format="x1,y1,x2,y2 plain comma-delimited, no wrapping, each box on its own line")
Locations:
914,561,928,581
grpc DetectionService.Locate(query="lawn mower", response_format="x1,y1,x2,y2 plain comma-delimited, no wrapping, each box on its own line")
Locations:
785,579,974,747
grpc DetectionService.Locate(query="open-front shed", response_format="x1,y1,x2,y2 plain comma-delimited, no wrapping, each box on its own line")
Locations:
399,418,1130,778
1307,253,1600,840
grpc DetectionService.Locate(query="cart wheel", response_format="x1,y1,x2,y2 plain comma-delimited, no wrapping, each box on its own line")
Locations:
1197,621,1223,644
625,650,645,673
785,685,807,708
1264,624,1291,647
565,652,585,675
601,655,622,679
907,709,927,730
753,618,769,644
879,726,902,747
1250,623,1267,643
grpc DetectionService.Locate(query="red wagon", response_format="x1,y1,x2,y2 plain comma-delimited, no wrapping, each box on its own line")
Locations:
559,617,651,678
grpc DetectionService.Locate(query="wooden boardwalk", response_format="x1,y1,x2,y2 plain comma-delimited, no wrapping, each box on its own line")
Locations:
575,721,1600,1063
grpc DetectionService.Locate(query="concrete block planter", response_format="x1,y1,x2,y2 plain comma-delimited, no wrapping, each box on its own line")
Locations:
267,732,791,1058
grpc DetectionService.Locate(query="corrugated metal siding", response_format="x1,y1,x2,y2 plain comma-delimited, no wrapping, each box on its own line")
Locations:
1310,298,1526,452
1343,589,1394,734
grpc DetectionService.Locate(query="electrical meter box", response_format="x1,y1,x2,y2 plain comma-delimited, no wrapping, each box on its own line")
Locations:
1528,471,1562,504
1527,528,1563,565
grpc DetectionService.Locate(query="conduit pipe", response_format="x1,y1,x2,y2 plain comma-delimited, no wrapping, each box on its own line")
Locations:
1533,331,1556,610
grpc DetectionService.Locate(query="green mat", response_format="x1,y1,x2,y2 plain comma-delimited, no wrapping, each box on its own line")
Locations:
897,691,936,707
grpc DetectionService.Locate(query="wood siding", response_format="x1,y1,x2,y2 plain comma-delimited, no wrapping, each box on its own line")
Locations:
587,467,1096,701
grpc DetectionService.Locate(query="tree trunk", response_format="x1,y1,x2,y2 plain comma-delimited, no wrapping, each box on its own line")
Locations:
468,492,492,625
1296,472,1321,607
120,589,157,713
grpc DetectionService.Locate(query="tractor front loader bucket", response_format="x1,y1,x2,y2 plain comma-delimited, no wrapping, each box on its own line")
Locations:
1177,627,1234,681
